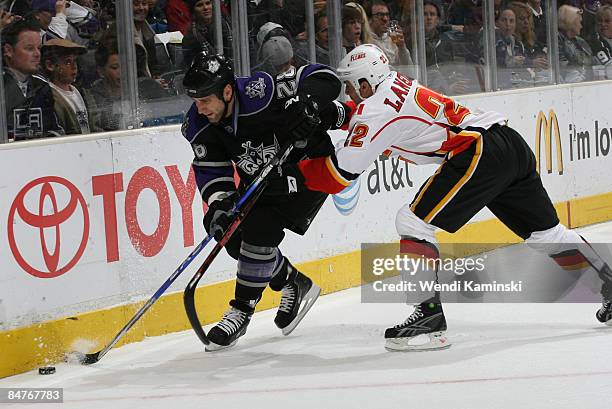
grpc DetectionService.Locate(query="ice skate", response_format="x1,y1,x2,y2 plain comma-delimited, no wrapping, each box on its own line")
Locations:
275,271,321,335
596,300,612,325
384,302,451,351
206,305,253,351
596,265,612,325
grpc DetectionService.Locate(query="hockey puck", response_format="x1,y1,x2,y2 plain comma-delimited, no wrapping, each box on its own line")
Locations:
38,366,56,375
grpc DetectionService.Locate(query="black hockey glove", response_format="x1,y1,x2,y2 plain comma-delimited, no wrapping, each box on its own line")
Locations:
264,163,305,196
284,93,321,148
319,100,352,130
203,192,237,241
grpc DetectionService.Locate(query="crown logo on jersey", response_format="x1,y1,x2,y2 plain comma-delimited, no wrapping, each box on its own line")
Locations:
236,136,279,175
245,77,267,99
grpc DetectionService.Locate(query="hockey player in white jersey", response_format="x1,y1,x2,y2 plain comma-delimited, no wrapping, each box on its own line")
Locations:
268,44,612,351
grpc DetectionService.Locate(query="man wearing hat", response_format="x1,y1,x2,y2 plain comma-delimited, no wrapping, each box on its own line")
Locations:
255,22,295,76
41,38,96,134
2,18,63,140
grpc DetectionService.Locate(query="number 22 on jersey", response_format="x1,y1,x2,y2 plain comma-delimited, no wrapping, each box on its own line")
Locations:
345,123,369,147
414,86,471,126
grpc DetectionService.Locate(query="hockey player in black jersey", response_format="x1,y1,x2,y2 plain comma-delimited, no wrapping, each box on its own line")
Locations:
180,53,351,351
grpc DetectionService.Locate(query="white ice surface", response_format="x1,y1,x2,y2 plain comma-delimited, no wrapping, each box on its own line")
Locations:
2,222,612,409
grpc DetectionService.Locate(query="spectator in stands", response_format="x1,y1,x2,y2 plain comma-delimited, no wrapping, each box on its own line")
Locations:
97,0,163,77
63,0,101,46
29,0,98,46
294,10,331,66
423,1,454,67
495,6,532,88
558,4,593,83
89,40,121,131
165,0,191,34
519,0,547,45
422,1,471,95
508,1,548,71
89,39,168,131
581,0,601,43
2,18,63,140
348,2,373,43
147,0,169,33
133,0,162,76
365,0,413,66
495,7,526,69
182,0,232,68
342,3,365,53
253,22,293,75
99,2,161,77
40,38,96,134
590,5,612,75
30,0,70,42
259,35,294,76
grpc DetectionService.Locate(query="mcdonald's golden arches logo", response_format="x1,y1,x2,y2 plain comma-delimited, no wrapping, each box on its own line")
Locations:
535,110,564,175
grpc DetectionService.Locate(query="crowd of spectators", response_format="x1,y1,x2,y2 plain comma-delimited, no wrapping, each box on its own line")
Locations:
2,0,612,141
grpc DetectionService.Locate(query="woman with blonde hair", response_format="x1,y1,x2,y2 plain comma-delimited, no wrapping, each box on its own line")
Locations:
558,4,593,83
508,1,548,70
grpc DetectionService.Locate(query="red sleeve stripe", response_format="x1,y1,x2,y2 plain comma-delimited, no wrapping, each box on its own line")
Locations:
400,239,440,259
342,100,358,130
370,115,447,143
551,250,590,270
298,156,350,194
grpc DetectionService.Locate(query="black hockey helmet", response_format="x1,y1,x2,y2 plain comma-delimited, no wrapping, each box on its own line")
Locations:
183,53,235,98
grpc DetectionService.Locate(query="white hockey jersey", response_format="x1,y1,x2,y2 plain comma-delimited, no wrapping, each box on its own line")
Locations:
297,71,508,194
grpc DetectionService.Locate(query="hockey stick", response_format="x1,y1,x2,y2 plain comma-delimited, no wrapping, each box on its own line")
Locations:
73,234,215,365
73,144,293,365
183,142,296,346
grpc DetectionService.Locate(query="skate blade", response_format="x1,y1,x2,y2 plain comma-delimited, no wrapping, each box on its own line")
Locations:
385,332,451,352
281,284,321,336
205,339,238,352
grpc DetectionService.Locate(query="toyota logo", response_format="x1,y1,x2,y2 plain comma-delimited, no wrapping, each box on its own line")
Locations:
8,176,89,278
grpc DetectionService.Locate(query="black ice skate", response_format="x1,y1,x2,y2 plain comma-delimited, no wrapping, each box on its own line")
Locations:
384,302,451,351
275,271,321,335
206,305,253,351
596,300,612,325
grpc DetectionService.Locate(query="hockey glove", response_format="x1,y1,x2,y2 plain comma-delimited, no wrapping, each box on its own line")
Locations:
203,191,237,241
284,93,321,147
319,100,352,130
264,163,305,195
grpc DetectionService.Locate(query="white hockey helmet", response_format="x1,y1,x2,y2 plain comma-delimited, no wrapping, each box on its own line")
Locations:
337,44,391,91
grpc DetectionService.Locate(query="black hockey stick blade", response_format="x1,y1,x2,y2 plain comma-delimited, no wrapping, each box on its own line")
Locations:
65,350,101,365
81,351,102,365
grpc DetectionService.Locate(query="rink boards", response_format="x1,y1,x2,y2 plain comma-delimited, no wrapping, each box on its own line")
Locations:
1,81,612,377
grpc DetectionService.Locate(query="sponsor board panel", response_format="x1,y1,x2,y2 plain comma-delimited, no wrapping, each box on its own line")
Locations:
1,83,612,331
0,138,127,329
